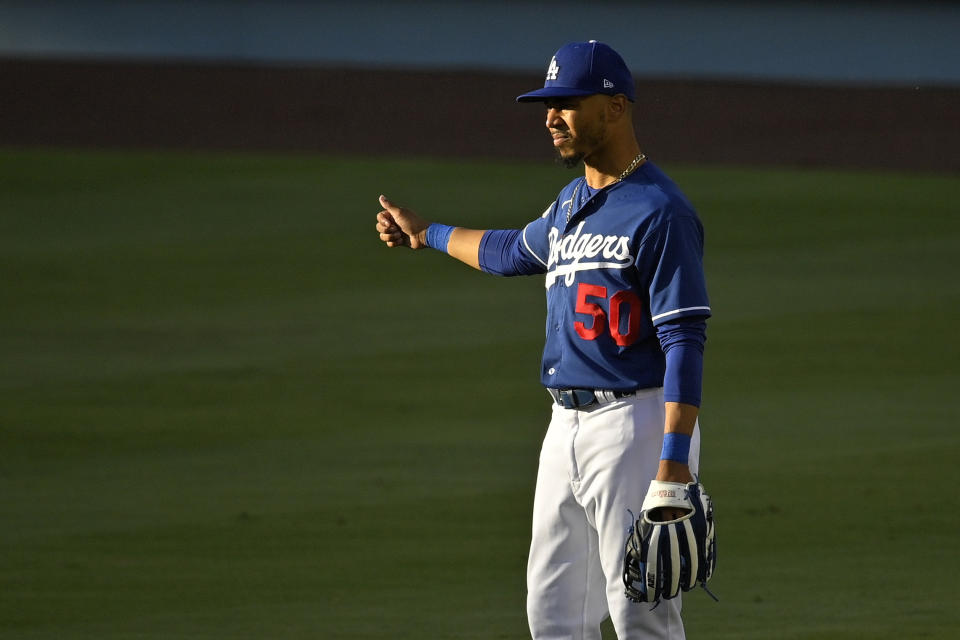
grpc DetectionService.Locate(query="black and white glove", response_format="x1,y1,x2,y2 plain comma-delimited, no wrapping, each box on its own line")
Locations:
623,479,717,605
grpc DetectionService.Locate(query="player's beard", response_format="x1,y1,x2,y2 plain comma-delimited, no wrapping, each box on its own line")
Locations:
554,115,608,169
557,152,584,169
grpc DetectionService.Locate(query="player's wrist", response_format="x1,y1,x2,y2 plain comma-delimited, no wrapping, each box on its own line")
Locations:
660,431,691,464
425,223,455,253
656,459,694,484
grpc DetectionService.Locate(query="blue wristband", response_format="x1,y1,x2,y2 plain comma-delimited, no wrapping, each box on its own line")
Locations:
425,223,455,253
660,432,692,464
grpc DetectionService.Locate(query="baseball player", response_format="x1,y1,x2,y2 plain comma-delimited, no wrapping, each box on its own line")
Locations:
376,41,715,639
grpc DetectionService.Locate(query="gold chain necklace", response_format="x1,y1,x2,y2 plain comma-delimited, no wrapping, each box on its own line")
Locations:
566,152,647,222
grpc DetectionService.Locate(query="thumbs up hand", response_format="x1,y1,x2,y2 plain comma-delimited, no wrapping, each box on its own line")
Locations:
376,195,430,249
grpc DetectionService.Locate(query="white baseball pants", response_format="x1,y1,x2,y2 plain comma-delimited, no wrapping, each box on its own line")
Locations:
526,388,701,640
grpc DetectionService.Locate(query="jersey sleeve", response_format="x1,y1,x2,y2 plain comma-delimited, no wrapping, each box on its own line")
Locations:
477,201,555,276
639,212,711,325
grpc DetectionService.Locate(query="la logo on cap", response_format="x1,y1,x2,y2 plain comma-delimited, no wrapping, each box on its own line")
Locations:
545,56,560,81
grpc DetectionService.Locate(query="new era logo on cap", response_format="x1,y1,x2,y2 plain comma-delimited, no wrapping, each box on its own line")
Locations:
517,40,636,103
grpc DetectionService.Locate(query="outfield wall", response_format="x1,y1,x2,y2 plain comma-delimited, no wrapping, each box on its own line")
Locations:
3,59,958,172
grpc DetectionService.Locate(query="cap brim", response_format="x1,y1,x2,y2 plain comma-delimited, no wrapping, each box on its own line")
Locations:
515,86,599,103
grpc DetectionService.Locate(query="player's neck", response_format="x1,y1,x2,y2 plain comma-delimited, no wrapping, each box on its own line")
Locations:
583,138,644,189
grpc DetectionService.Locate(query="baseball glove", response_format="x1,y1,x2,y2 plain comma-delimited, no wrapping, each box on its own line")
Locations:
622,479,718,605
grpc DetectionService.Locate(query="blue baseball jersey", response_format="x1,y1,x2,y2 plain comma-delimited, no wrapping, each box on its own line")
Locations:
479,161,710,391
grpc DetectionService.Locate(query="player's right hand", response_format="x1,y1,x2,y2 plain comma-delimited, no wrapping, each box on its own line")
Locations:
376,195,429,249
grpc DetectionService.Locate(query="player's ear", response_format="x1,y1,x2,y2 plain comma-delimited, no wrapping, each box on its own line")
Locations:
607,94,629,122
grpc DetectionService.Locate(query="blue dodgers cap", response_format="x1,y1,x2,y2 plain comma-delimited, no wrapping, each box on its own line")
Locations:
516,40,635,103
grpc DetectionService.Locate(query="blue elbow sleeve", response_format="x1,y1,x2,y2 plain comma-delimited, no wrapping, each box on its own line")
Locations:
479,229,524,276
657,319,707,407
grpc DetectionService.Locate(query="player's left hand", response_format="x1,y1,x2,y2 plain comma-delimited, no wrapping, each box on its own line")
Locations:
623,479,717,605
648,460,695,521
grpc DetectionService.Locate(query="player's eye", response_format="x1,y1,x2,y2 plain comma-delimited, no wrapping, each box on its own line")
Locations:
546,99,578,111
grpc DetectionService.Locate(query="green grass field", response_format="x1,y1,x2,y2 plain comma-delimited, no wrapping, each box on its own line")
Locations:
2,148,958,639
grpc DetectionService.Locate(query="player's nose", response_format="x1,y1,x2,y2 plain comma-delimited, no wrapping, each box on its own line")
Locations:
545,107,564,129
